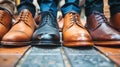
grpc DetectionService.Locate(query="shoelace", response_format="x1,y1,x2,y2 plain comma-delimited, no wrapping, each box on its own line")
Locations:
91,11,109,31
70,12,85,28
19,11,29,23
14,11,33,28
39,11,58,28
63,12,84,32
94,11,107,24
14,11,30,25
70,13,79,23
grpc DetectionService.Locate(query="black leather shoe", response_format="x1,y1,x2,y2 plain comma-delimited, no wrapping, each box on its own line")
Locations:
32,11,60,45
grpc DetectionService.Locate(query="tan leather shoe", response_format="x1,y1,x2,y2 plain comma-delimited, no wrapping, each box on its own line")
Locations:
86,11,120,46
62,12,93,47
110,13,120,31
1,9,36,46
0,9,12,40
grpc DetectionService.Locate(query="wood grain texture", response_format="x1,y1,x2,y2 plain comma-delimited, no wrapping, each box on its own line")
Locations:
95,46,120,66
0,46,30,67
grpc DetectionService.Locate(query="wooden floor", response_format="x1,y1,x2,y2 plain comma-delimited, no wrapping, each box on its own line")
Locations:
0,44,120,67
0,0,120,67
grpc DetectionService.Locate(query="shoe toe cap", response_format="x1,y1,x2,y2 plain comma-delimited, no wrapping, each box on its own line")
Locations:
2,32,29,42
32,33,60,41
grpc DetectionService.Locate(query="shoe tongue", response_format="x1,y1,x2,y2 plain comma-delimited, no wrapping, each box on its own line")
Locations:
38,11,59,29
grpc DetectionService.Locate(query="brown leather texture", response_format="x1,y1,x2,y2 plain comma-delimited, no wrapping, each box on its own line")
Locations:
0,10,12,40
86,11,120,45
2,9,36,42
110,13,120,31
62,12,93,46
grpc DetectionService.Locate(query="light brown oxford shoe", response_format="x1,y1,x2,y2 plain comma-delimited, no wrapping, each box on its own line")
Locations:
1,9,36,46
62,12,93,47
0,9,12,40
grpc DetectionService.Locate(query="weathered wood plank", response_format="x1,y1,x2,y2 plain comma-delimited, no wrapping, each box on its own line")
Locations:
95,46,120,66
0,46,30,67
63,47,115,67
17,46,65,67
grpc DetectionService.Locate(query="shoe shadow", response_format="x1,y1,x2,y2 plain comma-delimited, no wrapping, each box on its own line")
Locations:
64,46,94,50
31,44,62,49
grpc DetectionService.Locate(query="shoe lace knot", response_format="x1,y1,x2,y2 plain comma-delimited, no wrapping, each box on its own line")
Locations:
13,10,35,29
70,12,79,23
94,11,108,24
17,11,29,23
69,12,84,28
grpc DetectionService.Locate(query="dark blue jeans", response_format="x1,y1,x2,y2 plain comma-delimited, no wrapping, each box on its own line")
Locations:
17,0,81,17
17,0,35,17
85,0,120,17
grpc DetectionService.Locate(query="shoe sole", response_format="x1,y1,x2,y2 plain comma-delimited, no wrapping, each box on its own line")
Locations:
63,41,94,47
94,41,120,46
1,41,31,46
31,41,61,46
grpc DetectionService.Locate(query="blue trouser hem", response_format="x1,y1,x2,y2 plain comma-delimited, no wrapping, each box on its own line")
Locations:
17,1,36,17
61,3,81,17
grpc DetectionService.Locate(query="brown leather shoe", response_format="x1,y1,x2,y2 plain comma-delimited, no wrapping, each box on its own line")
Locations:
0,9,12,40
86,11,120,46
62,12,93,47
1,9,36,46
110,13,120,31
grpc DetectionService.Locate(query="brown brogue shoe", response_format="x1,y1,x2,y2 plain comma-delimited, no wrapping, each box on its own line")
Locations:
110,13,120,31
1,9,36,46
86,11,120,46
62,12,93,47
0,9,12,40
